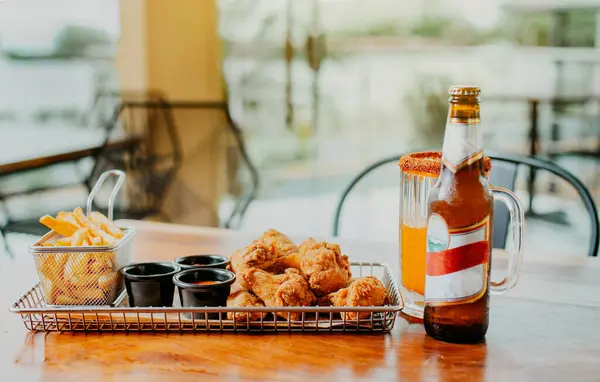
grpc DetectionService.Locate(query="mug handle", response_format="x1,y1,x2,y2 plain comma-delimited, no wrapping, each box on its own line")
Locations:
490,187,525,295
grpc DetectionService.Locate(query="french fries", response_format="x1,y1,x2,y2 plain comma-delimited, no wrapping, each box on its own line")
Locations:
35,207,127,305
56,238,72,246
37,252,121,306
38,208,125,247
39,215,78,237
90,211,124,239
71,228,90,246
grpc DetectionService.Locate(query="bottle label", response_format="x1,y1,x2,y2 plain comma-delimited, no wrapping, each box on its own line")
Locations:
441,121,483,173
425,214,490,306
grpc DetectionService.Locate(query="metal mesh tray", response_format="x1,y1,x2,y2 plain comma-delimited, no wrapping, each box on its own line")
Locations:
11,262,403,333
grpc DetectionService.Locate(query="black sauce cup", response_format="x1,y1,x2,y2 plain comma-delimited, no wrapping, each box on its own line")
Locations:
173,268,236,319
121,262,181,307
174,254,229,270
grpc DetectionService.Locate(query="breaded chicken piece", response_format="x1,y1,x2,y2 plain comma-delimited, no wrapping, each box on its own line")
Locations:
266,239,352,291
267,237,316,273
318,276,388,320
241,268,315,320
257,229,298,258
265,237,338,276
300,241,352,296
262,231,307,274
226,290,266,322
229,241,278,276
297,237,317,256
267,252,302,274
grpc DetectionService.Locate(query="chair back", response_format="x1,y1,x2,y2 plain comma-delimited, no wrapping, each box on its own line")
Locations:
90,92,183,218
487,152,599,257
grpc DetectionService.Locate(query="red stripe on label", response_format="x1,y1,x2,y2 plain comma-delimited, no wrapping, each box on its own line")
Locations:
426,241,489,276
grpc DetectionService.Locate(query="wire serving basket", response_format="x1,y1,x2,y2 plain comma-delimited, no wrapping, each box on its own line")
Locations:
28,170,135,306
11,262,403,333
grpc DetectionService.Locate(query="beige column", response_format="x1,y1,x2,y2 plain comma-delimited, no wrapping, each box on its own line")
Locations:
117,0,226,227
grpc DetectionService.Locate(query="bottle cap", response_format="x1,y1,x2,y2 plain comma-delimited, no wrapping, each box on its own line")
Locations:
448,86,480,97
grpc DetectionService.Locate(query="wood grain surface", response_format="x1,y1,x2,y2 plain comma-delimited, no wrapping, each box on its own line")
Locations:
2,220,600,382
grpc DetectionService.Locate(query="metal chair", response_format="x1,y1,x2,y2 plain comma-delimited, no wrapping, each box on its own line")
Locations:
91,94,259,228
89,92,182,221
332,152,599,257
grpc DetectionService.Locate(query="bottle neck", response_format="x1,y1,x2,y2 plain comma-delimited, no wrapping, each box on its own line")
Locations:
441,102,483,174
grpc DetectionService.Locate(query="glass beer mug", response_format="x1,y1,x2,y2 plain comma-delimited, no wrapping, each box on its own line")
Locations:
399,151,521,319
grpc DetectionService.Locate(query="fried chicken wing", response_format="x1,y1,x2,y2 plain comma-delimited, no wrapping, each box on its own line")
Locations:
241,268,315,320
300,242,352,296
226,289,266,322
267,252,302,274
258,229,298,258
229,241,278,275
298,237,316,256
251,229,300,274
319,276,388,320
266,237,314,273
260,230,307,274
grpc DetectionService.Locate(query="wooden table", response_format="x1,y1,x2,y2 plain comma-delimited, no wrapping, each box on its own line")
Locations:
2,220,600,381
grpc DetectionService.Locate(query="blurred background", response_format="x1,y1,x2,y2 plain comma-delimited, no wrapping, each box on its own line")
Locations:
0,0,598,257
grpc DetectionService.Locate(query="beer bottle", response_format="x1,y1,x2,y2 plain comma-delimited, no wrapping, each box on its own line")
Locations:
423,86,493,343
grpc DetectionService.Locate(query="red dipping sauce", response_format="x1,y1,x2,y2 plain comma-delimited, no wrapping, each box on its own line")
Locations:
190,280,219,286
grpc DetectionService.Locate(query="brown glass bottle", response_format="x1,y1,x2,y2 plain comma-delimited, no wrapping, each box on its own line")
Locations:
423,86,494,344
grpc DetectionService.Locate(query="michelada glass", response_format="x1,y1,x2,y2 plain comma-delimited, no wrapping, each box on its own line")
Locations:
398,152,491,319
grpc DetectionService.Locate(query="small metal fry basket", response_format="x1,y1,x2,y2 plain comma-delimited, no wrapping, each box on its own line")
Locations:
29,170,135,306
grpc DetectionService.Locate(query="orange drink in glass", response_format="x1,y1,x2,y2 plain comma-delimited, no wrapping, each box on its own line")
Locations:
400,224,427,296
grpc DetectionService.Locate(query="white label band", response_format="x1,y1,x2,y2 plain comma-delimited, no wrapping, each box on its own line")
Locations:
441,121,482,173
425,215,490,306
